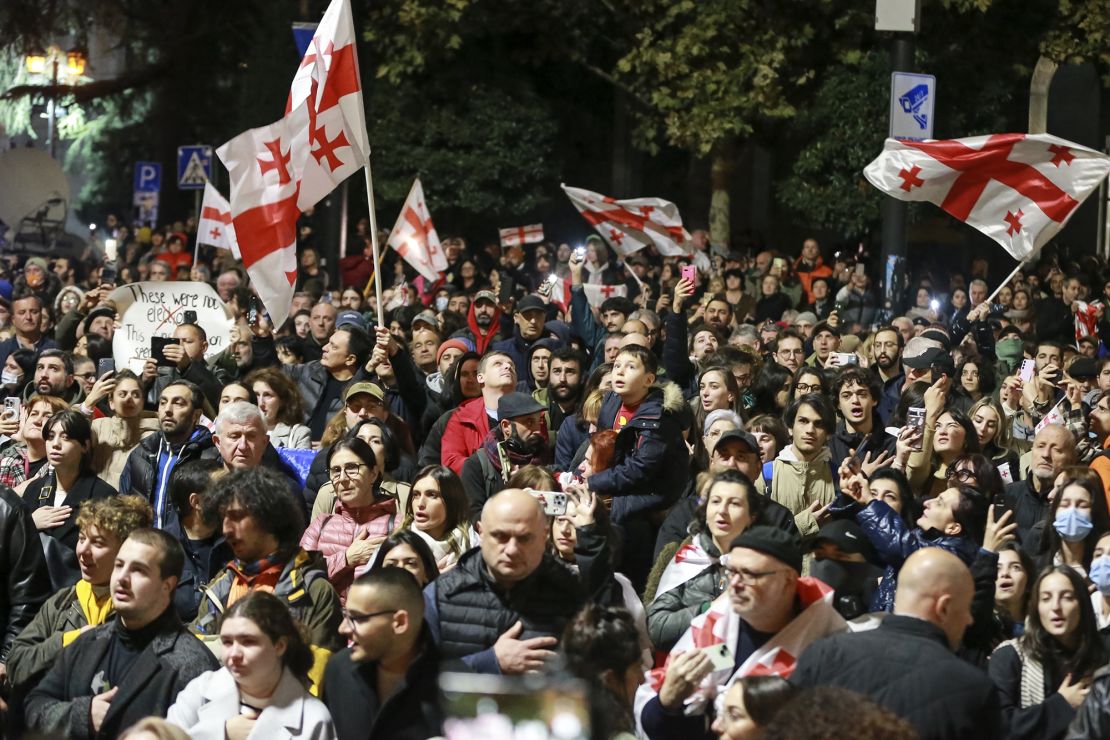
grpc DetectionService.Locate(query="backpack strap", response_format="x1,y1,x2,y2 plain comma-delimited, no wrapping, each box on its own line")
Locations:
762,461,774,492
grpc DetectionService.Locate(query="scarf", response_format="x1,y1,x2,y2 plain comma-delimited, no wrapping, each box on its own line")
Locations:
227,553,285,606
481,427,548,479
654,535,717,599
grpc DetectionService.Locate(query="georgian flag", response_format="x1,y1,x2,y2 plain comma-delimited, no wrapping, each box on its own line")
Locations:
499,224,544,247
653,538,716,599
387,179,447,282
581,283,627,308
864,134,1110,261
216,0,369,329
562,184,693,257
195,182,241,259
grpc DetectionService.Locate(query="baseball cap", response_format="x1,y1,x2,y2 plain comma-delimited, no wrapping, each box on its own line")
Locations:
902,336,946,369
811,320,840,337
497,392,545,420
475,290,498,305
344,381,384,402
336,310,368,332
411,310,438,330
714,429,760,455
516,295,546,314
728,526,803,574
1068,356,1099,380
811,520,876,562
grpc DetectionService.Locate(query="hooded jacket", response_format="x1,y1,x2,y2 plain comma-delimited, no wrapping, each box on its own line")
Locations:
492,321,570,390
587,383,689,523
464,301,503,355
764,444,836,541
119,427,214,532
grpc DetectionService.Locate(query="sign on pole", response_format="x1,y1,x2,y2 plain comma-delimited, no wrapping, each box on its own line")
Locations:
133,161,162,226
889,72,936,142
177,145,213,190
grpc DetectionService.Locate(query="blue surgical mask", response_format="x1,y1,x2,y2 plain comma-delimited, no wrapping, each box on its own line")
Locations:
1090,556,1110,595
1053,507,1093,542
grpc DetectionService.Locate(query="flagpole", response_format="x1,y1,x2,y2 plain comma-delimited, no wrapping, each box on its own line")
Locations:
985,260,1026,305
362,164,385,328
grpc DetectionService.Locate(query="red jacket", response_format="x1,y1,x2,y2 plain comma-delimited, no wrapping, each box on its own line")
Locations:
441,396,492,474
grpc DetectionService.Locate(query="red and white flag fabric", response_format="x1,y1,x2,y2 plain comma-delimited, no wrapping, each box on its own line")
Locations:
1075,300,1102,346
581,283,627,308
499,224,545,247
864,133,1110,261
653,538,716,598
387,179,447,282
634,579,846,723
216,0,369,329
562,184,693,257
195,182,240,259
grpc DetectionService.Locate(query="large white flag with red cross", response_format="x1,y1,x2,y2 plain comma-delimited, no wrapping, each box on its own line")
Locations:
216,0,369,329
864,133,1110,261
195,182,240,259
387,179,446,282
562,184,693,257
499,224,544,247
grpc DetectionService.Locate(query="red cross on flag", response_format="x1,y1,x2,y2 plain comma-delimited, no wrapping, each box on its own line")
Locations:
581,283,627,308
562,184,693,258
195,182,241,259
864,133,1110,261
498,224,545,247
387,179,447,282
216,0,370,329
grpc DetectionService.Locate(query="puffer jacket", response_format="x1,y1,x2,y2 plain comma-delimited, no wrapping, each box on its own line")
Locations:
646,533,725,651
587,383,690,524
191,549,343,651
1068,664,1110,738
300,498,397,602
118,427,214,531
854,498,979,612
764,444,836,541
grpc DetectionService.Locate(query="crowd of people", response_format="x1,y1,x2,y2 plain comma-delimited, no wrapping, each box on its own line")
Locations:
3,212,1110,739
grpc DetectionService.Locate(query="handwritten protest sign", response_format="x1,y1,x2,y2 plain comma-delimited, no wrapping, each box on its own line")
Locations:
109,282,234,373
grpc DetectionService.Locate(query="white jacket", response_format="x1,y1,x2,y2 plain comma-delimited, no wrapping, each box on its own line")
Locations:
167,666,336,740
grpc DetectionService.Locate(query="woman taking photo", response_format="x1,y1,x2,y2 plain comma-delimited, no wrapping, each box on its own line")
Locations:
22,410,117,589
989,566,1107,740
300,438,395,603
905,404,981,499
401,465,471,570
246,367,311,450
0,394,69,489
646,470,762,651
168,591,335,740
88,369,159,488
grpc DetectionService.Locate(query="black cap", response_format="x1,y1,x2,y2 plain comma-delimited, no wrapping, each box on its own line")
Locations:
516,295,546,314
1068,356,1099,380
912,316,931,327
902,340,948,370
811,519,876,562
811,320,840,338
714,429,760,455
497,392,545,420
920,328,951,350
729,526,803,574
83,306,116,333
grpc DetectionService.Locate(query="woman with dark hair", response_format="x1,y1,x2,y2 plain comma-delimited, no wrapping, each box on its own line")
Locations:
451,255,485,293
989,566,1108,739
168,591,334,738
368,529,439,586
402,464,472,569
695,366,742,439
1,347,36,394
0,394,70,490
749,363,792,418
311,418,411,519
23,410,117,590
946,453,1006,504
786,366,827,408
1031,473,1110,577
711,675,797,739
561,604,644,739
994,542,1035,643
646,470,764,651
865,467,920,529
300,438,395,603
217,382,257,413
246,367,311,450
906,407,982,499
959,357,996,404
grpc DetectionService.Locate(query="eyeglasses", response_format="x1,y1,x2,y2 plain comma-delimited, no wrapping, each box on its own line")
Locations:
946,467,976,483
329,462,366,481
341,608,395,625
794,382,822,394
722,565,789,585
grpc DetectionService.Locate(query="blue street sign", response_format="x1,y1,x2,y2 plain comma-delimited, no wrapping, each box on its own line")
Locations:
133,162,162,193
889,72,936,142
177,145,213,190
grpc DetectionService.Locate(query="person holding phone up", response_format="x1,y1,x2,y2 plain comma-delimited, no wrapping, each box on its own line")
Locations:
143,320,223,414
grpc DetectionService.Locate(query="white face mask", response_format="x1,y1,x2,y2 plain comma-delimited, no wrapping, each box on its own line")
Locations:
1,370,19,386
434,296,449,312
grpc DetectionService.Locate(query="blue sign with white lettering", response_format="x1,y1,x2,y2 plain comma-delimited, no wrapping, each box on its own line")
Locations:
133,162,162,193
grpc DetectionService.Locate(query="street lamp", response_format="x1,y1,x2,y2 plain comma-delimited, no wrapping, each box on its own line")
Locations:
22,45,88,158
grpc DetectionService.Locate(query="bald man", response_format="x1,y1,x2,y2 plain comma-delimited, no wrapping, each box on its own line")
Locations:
792,549,1002,740
421,488,606,674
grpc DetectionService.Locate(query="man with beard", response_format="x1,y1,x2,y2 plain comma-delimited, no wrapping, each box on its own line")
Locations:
460,393,550,522
462,290,502,355
533,348,584,448
120,381,214,533
493,295,565,390
873,327,905,425
23,349,83,404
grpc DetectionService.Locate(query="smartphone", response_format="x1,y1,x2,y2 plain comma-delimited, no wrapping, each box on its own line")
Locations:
854,263,866,276
3,397,20,420
1019,359,1035,383
100,261,118,286
498,274,516,307
527,489,568,517
681,264,697,286
833,352,858,366
698,642,735,671
97,358,115,377
247,295,261,327
573,246,586,262
993,491,1012,519
151,337,180,368
183,310,198,324
906,406,926,452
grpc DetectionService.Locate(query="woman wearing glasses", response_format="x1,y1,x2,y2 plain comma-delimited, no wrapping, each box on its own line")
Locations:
168,591,335,740
300,438,396,604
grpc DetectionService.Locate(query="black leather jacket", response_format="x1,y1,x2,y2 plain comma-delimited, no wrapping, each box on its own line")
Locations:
0,485,51,662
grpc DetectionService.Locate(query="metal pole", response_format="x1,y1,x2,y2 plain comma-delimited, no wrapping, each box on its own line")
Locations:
880,36,913,306
47,59,58,158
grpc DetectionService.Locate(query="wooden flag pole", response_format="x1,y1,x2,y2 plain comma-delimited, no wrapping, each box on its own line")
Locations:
362,163,385,328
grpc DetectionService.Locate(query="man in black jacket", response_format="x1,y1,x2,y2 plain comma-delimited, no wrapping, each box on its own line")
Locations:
25,529,218,739
791,548,1003,740
322,567,443,740
119,380,213,532
0,485,51,687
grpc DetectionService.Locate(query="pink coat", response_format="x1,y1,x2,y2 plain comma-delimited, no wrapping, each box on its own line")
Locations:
300,498,396,602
